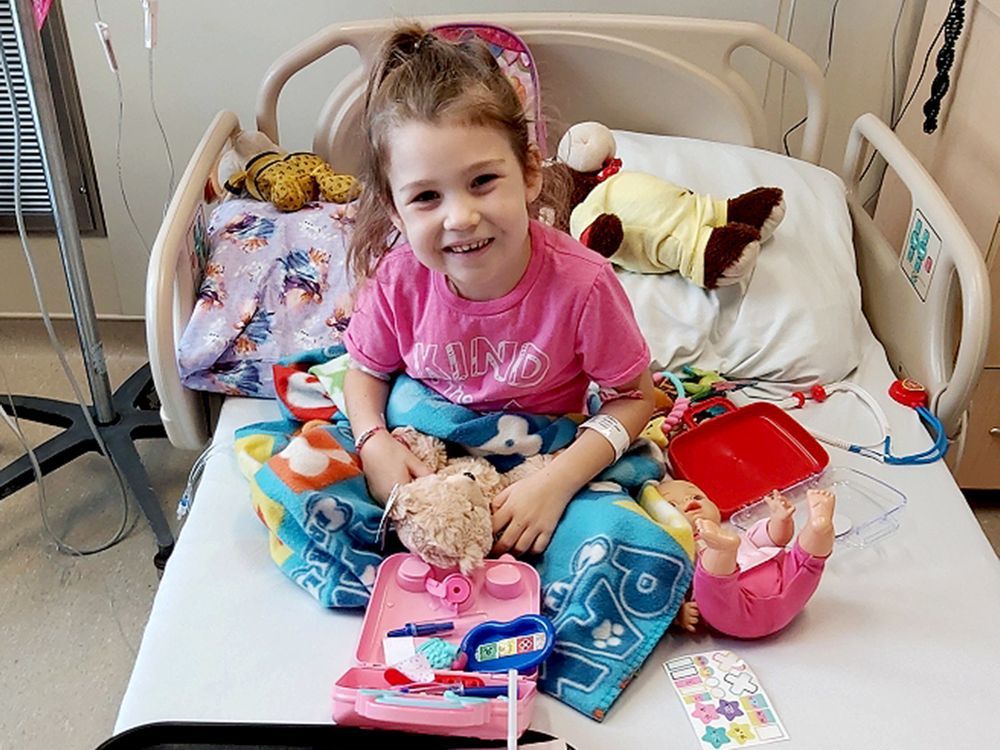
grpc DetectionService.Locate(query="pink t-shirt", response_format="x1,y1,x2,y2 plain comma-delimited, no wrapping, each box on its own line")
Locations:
344,220,650,414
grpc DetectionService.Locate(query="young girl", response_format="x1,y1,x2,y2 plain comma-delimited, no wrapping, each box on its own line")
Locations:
342,24,655,557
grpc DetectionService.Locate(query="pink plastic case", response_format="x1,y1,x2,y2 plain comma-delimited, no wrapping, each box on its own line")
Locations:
331,553,543,739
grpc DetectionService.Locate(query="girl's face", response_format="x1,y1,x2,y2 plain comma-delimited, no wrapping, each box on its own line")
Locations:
385,120,542,301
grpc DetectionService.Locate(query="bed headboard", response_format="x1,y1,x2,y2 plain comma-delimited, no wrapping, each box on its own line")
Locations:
255,13,828,173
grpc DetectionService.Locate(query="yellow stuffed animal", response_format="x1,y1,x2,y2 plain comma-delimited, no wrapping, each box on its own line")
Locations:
222,132,361,211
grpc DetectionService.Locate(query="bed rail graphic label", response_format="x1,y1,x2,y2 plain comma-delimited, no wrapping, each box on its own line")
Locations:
900,208,941,302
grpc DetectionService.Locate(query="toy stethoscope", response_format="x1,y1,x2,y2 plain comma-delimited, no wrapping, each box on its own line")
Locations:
765,378,948,465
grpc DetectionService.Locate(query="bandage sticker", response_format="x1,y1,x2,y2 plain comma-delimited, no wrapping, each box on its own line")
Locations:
664,650,789,749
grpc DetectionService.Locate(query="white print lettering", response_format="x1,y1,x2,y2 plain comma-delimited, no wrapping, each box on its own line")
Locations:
413,337,551,389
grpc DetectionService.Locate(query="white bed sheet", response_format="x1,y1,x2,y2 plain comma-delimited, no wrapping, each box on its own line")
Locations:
116,322,1000,749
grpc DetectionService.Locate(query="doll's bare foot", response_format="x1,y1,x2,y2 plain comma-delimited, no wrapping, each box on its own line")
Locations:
674,600,700,633
798,489,836,558
695,519,740,576
764,490,795,547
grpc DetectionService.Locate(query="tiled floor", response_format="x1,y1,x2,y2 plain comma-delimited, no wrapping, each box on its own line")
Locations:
0,320,198,750
0,318,997,750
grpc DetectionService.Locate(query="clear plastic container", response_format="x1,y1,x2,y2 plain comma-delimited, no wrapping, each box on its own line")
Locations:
728,466,907,549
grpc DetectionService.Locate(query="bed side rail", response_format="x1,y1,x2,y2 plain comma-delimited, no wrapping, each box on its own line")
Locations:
254,13,826,170
145,110,241,450
843,113,991,438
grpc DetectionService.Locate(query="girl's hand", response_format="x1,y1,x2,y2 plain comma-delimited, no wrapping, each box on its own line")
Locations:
359,430,432,503
490,470,574,556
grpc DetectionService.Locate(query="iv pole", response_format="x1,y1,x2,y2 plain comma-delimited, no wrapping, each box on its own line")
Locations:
0,0,174,568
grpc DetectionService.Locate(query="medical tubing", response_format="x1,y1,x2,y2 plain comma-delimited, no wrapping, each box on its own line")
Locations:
1,36,132,555
148,46,176,202
92,0,151,252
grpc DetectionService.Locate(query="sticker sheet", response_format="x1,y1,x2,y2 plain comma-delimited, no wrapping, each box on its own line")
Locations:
663,650,788,748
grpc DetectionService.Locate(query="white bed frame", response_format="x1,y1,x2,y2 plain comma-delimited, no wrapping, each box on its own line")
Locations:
128,14,1000,750
146,13,989,462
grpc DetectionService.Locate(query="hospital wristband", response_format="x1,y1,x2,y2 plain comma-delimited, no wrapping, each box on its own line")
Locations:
579,414,631,462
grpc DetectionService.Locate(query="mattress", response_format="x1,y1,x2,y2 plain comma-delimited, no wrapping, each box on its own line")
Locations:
115,321,1000,749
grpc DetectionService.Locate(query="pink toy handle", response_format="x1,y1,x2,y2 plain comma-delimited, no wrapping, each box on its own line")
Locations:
355,693,488,726
681,396,737,431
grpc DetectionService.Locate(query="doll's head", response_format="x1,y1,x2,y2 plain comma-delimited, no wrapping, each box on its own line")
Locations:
655,479,721,526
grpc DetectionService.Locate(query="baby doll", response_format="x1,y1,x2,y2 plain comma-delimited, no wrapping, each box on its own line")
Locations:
640,479,836,639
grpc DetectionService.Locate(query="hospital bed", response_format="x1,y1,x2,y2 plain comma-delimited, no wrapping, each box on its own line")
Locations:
120,14,999,750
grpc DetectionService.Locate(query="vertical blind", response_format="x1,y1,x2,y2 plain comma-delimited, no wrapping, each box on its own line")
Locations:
0,0,103,233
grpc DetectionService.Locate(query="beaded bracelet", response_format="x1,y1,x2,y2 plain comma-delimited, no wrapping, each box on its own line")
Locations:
354,424,386,453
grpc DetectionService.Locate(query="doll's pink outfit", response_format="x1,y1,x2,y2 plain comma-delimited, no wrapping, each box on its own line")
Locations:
693,518,828,639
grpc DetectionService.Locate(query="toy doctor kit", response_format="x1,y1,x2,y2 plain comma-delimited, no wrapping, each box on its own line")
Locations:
666,392,907,548
331,553,554,740
768,377,947,465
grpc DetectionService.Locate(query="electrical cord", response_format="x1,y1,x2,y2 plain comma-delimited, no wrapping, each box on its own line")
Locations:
860,1,957,208
781,0,839,156
922,0,965,133
1,26,134,556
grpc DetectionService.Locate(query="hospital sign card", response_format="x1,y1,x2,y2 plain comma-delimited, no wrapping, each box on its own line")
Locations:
664,650,788,748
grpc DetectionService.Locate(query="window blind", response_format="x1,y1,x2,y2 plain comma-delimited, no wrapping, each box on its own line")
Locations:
0,0,104,233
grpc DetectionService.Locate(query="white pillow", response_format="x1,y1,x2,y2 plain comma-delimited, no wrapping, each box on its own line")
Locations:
610,131,865,389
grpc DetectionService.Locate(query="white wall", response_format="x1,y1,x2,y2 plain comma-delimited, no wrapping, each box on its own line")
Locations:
1,0,924,318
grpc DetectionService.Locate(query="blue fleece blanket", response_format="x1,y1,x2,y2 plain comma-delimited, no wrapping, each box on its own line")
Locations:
235,346,693,720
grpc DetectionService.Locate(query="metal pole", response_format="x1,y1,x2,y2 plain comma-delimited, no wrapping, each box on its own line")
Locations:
11,0,116,424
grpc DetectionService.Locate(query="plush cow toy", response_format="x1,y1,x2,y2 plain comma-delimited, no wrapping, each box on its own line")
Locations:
558,122,785,288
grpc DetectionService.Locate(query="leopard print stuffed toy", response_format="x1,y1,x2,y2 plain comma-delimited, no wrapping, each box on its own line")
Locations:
226,150,361,212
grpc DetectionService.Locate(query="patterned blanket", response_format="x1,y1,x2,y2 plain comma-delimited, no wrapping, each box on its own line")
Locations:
235,346,693,720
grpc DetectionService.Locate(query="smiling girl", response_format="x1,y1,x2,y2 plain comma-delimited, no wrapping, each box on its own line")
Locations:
343,24,655,556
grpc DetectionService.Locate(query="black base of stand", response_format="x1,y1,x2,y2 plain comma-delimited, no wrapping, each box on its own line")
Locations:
0,363,175,570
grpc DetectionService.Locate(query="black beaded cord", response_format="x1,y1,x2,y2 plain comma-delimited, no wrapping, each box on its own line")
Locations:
922,0,966,134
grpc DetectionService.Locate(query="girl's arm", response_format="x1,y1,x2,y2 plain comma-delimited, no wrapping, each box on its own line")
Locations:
491,369,656,555
343,368,431,503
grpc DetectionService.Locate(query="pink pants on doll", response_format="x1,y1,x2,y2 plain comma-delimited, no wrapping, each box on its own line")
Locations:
693,541,827,639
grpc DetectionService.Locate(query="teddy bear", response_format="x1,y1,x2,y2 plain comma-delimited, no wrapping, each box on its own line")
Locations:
555,121,786,289
214,129,361,212
385,427,552,574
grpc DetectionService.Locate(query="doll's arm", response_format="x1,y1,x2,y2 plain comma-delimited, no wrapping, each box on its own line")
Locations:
764,490,795,547
673,599,700,633
491,371,655,556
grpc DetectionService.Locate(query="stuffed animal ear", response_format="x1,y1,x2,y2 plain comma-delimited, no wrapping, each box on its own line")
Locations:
224,169,247,196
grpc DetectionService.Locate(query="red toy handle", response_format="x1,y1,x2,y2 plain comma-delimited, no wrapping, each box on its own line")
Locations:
681,396,737,430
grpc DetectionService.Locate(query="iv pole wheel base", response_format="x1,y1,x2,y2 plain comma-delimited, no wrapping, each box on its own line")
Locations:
154,543,174,572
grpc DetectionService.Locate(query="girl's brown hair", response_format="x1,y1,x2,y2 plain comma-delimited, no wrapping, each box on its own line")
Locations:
348,23,568,282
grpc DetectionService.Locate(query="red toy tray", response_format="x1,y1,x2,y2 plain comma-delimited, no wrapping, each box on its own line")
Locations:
667,397,829,519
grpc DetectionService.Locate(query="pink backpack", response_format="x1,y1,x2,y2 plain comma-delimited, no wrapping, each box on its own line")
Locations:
431,23,548,157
